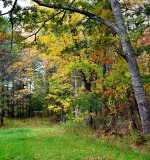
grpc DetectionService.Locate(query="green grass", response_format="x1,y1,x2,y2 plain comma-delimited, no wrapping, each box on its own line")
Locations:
0,119,150,160
0,117,51,129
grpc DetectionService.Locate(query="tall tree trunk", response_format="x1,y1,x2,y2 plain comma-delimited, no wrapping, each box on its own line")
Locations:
0,62,5,126
81,71,93,127
11,78,15,118
0,96,4,126
101,52,108,130
6,84,10,117
74,71,79,117
110,0,150,133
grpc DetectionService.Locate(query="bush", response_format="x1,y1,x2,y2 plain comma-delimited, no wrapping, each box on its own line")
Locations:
131,131,146,145
62,120,93,136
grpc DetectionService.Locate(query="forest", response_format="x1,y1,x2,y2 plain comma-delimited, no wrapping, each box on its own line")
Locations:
0,0,150,159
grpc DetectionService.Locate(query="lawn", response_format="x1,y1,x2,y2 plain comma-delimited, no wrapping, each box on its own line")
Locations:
0,118,149,160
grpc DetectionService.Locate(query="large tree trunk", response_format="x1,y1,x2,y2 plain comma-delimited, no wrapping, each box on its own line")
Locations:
110,0,150,133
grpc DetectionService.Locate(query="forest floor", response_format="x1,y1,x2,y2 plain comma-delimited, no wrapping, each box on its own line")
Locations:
0,118,150,160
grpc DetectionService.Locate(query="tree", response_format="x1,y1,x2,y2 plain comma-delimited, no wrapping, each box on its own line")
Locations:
31,0,150,133
1,0,150,133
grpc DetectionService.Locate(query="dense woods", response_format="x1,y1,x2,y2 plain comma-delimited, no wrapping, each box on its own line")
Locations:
0,0,150,135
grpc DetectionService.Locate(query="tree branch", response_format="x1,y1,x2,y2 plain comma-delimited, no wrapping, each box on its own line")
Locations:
23,10,64,42
0,10,64,45
0,0,18,16
32,0,119,33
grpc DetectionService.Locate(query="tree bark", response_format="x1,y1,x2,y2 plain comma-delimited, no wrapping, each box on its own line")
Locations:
110,0,150,133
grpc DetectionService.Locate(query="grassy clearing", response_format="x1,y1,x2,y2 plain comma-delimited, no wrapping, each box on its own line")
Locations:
0,117,51,129
0,119,150,160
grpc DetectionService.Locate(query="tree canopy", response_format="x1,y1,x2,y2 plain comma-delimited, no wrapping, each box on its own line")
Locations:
0,0,150,133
